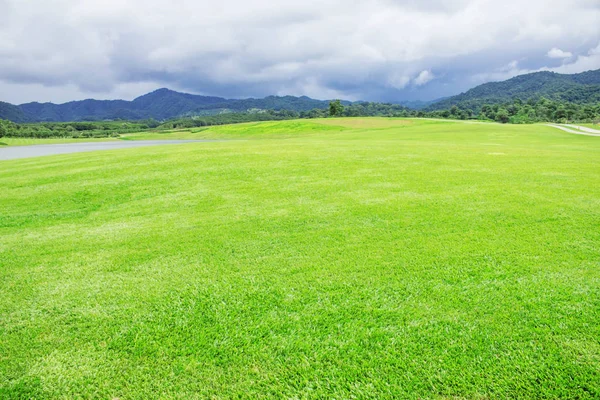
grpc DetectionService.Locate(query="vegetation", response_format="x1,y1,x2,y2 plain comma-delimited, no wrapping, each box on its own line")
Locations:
475,98,600,124
0,120,159,139
328,99,344,116
2,70,598,124
1,95,599,140
1,119,598,398
2,69,600,139
159,110,303,129
1,89,338,122
0,101,29,123
430,70,600,111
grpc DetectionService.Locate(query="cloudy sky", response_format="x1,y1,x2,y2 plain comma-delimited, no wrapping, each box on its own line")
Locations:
1,0,599,104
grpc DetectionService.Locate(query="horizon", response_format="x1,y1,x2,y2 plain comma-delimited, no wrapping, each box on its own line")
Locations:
1,0,599,105
5,86,438,106
4,68,598,107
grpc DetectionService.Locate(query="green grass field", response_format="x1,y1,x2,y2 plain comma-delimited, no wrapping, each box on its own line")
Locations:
1,118,599,399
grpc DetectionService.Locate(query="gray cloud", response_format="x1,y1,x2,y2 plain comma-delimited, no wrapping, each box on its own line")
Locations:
0,0,599,104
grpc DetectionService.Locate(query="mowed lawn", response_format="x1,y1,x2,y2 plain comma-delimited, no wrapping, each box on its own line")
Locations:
1,118,599,399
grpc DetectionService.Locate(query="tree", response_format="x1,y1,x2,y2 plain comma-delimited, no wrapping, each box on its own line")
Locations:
450,105,460,117
0,119,8,138
329,100,344,117
495,108,510,123
554,106,567,121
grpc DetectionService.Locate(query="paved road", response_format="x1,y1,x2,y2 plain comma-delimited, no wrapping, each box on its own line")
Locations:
0,140,214,161
546,124,600,136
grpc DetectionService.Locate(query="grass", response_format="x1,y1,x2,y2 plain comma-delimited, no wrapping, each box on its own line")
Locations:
122,119,351,140
0,137,118,147
1,118,599,399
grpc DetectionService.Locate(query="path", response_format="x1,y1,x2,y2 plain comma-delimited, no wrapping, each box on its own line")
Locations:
546,124,600,137
0,140,215,161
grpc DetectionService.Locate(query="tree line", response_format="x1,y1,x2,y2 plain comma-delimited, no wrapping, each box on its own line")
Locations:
1,98,598,139
0,120,160,139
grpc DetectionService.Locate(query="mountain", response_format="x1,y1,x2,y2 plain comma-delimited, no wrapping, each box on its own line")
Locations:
18,99,135,122
0,101,30,122
428,69,600,111
130,88,226,119
3,69,599,122
396,97,449,110
0,89,336,122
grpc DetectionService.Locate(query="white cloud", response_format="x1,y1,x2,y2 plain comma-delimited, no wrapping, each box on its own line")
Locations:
472,42,600,85
547,48,573,59
551,43,600,73
0,0,598,103
387,73,411,89
414,70,435,86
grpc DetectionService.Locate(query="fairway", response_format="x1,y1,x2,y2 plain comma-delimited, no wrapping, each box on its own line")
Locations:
1,118,599,398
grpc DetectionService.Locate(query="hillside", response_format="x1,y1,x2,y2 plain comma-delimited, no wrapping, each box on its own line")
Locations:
0,89,335,122
0,101,30,122
428,69,600,111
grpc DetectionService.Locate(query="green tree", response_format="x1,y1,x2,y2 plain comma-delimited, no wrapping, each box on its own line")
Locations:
554,106,567,121
450,105,460,117
0,119,15,138
328,100,344,117
496,108,510,123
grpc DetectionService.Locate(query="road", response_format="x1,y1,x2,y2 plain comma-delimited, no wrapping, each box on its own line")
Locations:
0,140,215,161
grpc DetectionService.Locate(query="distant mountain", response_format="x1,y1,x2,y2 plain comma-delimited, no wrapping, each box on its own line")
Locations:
131,88,226,120
0,101,30,122
0,89,337,122
428,69,600,111
3,69,599,122
18,99,135,122
396,97,449,110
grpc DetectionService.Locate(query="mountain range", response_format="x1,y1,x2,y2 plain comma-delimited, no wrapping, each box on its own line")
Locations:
1,69,598,122
428,69,600,111
0,90,339,123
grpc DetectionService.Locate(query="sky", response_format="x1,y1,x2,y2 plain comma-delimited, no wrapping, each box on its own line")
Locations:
0,0,599,104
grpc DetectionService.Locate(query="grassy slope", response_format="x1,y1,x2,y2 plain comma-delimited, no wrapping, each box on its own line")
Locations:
1,118,599,399
122,119,350,140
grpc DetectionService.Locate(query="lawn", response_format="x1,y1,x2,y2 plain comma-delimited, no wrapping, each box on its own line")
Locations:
1,118,599,399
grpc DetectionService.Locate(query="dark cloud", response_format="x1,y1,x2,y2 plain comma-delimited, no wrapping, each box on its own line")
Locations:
0,0,598,104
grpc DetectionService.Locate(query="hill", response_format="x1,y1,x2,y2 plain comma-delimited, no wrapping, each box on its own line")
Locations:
428,69,600,111
0,89,336,122
0,101,31,122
